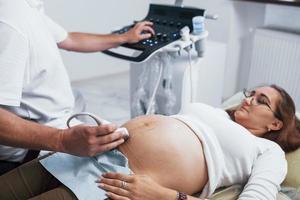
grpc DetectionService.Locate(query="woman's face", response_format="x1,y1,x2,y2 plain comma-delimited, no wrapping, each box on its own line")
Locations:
234,86,283,136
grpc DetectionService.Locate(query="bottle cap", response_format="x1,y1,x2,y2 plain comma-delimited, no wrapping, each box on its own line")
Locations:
193,16,204,23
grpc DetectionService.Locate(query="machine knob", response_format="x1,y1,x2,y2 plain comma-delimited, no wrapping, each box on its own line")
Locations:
156,33,162,39
162,20,167,25
177,22,182,28
169,21,174,26
162,34,168,41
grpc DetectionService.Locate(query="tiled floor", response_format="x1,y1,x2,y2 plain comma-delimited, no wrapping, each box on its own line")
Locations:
71,72,130,125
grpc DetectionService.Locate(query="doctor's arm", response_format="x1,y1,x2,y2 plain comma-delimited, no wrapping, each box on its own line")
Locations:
57,21,154,52
0,108,125,157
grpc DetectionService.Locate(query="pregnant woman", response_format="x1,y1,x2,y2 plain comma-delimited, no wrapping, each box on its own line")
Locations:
0,85,299,200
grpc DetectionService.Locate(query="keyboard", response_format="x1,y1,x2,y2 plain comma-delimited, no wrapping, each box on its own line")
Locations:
102,4,205,62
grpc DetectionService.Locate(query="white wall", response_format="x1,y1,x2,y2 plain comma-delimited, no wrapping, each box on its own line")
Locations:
153,1,300,100
44,0,149,81
265,4,300,32
234,3,300,96
151,0,265,99
45,0,300,98
156,0,260,96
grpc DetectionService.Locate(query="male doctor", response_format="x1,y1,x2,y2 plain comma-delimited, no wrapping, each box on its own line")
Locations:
0,0,154,174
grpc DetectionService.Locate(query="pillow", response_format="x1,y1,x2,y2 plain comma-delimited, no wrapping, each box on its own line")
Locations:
208,185,291,200
209,185,242,200
283,148,300,188
221,92,243,110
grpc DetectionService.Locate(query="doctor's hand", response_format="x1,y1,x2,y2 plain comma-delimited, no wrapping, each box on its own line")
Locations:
123,21,155,44
98,172,176,200
57,124,125,157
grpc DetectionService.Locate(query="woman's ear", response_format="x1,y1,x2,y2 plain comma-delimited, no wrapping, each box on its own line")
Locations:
270,119,283,131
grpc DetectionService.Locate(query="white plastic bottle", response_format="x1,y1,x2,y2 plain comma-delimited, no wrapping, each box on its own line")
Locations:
192,16,205,35
192,16,205,57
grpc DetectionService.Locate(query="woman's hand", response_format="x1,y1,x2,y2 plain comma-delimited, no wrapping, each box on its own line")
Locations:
98,172,176,200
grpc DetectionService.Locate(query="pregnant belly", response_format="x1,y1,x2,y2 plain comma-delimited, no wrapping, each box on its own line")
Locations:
118,115,208,194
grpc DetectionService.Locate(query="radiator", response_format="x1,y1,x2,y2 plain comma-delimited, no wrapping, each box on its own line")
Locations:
247,28,300,110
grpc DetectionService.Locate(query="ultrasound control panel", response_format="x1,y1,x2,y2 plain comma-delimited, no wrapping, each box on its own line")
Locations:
102,4,206,62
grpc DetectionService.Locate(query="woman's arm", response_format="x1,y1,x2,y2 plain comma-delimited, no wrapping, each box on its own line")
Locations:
238,145,287,199
98,172,204,200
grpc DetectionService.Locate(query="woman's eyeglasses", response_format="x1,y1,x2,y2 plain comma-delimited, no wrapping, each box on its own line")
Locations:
243,89,280,119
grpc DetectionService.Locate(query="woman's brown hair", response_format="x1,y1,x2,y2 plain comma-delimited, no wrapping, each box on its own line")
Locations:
264,85,300,152
227,84,300,153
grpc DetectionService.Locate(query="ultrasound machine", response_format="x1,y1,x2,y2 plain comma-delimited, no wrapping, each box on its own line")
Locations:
101,1,225,117
102,2,214,62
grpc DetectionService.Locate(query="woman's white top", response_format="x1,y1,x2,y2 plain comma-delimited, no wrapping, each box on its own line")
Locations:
0,0,75,161
173,103,287,200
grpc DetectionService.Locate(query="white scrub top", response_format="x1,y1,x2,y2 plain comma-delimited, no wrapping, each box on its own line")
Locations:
0,0,75,162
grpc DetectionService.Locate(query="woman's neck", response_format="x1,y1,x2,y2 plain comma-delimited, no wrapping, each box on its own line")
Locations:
226,109,266,137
